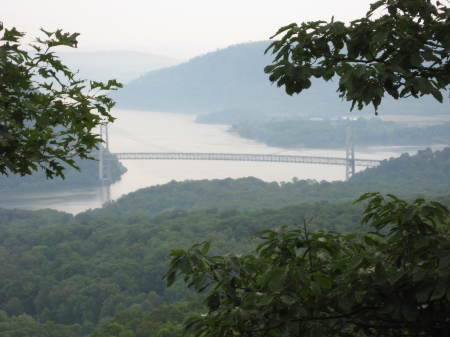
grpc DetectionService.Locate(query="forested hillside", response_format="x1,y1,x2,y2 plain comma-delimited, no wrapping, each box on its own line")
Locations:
229,119,450,148
115,42,448,117
0,199,370,336
349,147,450,189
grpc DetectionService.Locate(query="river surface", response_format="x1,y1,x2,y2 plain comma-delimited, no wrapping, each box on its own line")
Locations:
1,109,444,214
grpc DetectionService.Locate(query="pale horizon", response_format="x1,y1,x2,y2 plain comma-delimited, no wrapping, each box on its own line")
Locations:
4,0,375,60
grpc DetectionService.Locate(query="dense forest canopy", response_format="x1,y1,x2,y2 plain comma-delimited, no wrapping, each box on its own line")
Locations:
0,195,373,335
1,189,448,336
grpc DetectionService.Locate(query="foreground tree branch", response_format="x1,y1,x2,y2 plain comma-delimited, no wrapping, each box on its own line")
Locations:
0,24,122,178
264,0,450,113
165,193,450,337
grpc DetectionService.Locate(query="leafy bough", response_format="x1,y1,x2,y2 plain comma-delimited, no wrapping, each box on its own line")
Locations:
0,24,122,178
165,193,450,337
264,0,450,113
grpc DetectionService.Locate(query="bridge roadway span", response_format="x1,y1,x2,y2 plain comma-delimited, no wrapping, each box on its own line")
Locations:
113,152,381,168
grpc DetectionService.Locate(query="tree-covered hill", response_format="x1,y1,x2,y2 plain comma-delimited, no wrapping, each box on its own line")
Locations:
229,119,450,149
0,193,448,336
0,199,371,336
349,147,450,189
115,41,448,117
87,147,450,219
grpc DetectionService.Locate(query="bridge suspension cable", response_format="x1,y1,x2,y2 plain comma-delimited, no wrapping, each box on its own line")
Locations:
113,152,381,168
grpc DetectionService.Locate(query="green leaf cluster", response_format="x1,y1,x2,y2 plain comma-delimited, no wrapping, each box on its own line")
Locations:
165,193,450,337
265,0,450,113
0,25,122,178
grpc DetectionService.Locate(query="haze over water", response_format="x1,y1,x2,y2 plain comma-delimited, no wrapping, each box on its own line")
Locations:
2,109,438,214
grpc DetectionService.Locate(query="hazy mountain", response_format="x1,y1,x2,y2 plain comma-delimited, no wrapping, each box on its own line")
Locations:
57,50,179,83
115,41,449,118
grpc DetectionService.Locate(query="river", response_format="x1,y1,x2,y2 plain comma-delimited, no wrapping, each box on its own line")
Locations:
1,109,443,214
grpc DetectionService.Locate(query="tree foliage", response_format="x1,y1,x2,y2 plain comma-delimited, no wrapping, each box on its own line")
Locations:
265,0,450,112
165,193,450,337
0,24,122,178
0,312,79,337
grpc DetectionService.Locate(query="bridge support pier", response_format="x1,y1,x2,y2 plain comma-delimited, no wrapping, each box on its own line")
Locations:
98,123,112,204
345,125,355,180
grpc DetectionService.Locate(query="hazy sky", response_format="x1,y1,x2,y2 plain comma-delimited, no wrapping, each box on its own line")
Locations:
4,0,375,60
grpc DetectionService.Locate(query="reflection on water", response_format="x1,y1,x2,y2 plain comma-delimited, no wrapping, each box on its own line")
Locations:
0,186,107,214
1,109,444,214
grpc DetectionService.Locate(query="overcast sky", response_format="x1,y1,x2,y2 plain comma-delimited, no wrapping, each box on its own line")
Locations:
4,0,375,60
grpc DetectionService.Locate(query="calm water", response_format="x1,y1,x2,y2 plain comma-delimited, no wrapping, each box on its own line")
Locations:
1,109,442,214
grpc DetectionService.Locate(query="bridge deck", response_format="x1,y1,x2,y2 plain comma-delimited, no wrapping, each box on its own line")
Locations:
113,152,381,168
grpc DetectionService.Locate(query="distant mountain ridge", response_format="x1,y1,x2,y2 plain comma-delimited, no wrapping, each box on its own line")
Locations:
115,41,449,117
58,50,178,83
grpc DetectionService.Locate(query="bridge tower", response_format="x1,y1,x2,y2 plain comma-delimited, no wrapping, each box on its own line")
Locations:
345,124,355,180
98,123,112,204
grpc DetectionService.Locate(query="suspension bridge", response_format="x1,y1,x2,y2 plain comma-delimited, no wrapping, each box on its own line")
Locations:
98,124,381,202
113,152,380,168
